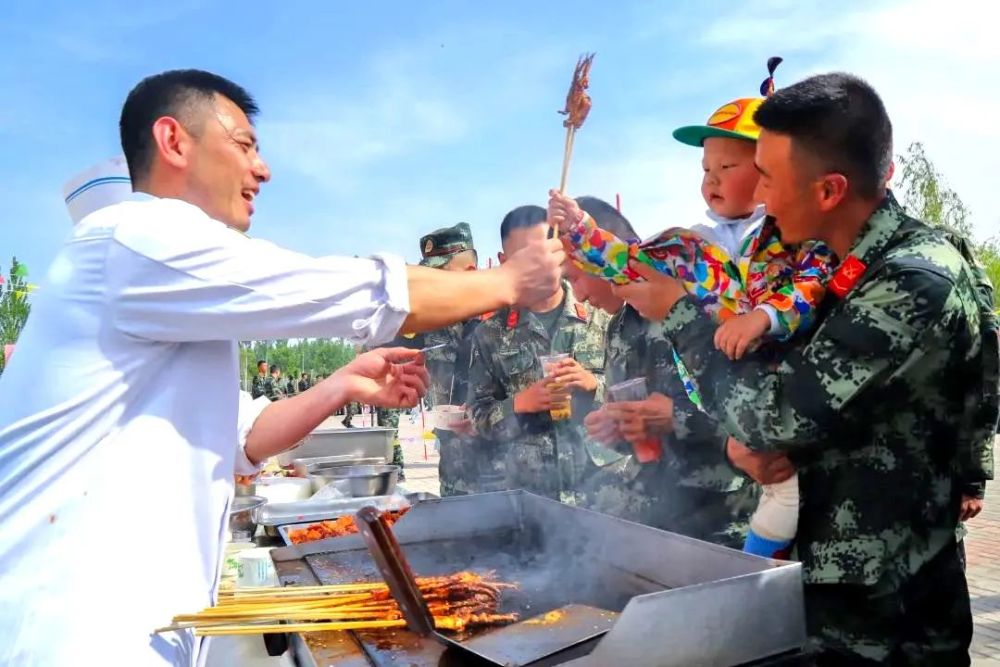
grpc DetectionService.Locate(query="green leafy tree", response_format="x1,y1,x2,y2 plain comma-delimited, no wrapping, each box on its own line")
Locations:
896,142,973,237
0,257,32,374
896,142,1000,308
239,338,356,390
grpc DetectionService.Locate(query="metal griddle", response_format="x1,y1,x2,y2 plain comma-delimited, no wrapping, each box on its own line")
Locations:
270,490,806,666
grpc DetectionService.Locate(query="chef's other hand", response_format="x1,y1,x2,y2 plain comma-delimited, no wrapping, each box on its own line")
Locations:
336,348,429,409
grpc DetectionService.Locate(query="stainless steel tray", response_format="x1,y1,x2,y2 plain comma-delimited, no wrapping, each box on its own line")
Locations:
260,492,436,539
291,455,385,477
276,427,395,466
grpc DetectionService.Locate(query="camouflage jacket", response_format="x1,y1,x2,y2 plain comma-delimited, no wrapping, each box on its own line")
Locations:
467,285,610,501
606,305,750,492
941,230,998,500
264,376,285,401
377,320,484,494
250,374,267,400
661,193,997,587
585,305,753,544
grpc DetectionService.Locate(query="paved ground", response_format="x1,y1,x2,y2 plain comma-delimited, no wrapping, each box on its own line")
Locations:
398,433,1000,663
967,470,1000,664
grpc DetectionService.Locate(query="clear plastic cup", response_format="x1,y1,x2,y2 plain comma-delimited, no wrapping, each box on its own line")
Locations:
607,377,662,463
538,353,572,421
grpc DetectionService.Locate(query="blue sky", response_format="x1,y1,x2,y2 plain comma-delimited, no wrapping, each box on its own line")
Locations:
2,0,997,278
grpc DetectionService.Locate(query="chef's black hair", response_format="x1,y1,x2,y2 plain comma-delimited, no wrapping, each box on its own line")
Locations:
499,205,547,242
120,69,259,183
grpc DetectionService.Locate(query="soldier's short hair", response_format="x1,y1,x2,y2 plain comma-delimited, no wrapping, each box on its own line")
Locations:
754,72,892,200
269,364,280,374
576,196,638,242
257,359,267,367
500,205,547,242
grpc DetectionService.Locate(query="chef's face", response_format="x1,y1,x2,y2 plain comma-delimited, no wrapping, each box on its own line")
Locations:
186,95,271,232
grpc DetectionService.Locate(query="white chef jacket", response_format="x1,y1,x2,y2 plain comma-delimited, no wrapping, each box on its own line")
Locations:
0,195,409,667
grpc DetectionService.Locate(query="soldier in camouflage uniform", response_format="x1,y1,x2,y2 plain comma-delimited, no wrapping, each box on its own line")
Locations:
567,197,756,547
250,360,268,399
264,364,285,401
467,206,612,503
371,222,483,491
415,223,485,495
614,74,997,664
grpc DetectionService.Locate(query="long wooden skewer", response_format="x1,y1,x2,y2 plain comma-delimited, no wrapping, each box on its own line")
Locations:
195,619,407,636
559,126,577,194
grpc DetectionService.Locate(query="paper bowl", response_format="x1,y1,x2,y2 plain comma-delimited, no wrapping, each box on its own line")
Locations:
431,405,467,431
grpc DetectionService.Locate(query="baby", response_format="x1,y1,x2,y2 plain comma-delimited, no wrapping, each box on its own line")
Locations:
550,62,834,559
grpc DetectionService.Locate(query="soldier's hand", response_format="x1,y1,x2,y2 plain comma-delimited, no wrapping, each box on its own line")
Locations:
501,227,565,307
451,407,477,437
714,310,770,360
606,393,674,444
335,348,429,409
725,437,796,485
547,188,584,234
513,378,567,414
611,262,687,321
584,407,622,445
960,495,984,521
549,358,598,393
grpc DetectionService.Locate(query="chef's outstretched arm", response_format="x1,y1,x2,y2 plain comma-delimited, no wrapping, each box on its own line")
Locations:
239,348,428,466
109,203,564,345
401,239,564,334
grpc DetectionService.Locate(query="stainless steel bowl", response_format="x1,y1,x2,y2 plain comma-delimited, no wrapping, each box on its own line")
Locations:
308,464,399,497
229,495,266,540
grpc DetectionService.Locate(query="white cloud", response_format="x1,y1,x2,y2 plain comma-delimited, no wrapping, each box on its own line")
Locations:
698,0,1000,237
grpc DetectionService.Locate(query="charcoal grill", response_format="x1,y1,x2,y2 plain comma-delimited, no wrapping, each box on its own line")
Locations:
270,490,806,666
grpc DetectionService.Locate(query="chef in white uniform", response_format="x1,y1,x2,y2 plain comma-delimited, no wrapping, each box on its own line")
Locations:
0,69,564,667
61,158,399,482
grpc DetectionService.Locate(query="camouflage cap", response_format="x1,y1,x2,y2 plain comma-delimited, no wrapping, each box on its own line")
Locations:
419,222,475,268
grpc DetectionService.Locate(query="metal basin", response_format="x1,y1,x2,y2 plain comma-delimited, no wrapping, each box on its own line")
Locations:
292,455,385,478
308,464,399,497
228,495,265,541
277,427,395,467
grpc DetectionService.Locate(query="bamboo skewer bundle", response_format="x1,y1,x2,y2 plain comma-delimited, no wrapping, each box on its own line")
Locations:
155,571,518,637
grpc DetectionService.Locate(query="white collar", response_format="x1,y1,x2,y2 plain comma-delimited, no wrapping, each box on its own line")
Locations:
704,204,766,226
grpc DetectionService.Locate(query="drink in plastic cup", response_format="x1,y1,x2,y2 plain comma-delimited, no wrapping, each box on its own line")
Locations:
607,377,662,463
538,352,572,421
